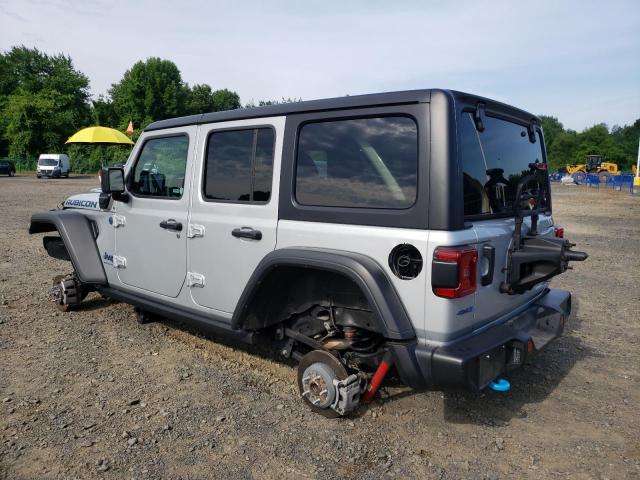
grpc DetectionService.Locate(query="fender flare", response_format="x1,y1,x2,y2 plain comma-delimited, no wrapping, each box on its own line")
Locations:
29,210,107,286
232,247,416,341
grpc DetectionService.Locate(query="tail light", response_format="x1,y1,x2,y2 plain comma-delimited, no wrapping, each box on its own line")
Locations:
432,246,478,298
554,227,564,238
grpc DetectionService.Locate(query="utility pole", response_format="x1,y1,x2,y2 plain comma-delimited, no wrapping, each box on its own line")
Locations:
633,139,640,193
635,136,640,189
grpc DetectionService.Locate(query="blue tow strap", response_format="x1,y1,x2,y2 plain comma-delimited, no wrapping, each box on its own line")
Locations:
488,378,511,392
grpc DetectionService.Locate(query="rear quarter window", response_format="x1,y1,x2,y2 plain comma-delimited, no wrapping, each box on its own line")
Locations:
295,116,418,209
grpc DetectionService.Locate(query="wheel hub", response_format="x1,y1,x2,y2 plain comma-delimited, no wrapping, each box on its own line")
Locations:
51,275,82,311
301,362,337,408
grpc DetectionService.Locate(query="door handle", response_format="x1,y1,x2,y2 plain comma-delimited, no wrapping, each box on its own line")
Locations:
159,219,183,231
232,227,262,241
481,244,495,286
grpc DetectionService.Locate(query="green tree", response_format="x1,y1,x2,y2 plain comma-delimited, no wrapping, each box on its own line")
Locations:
185,85,241,114
539,116,563,149
0,46,91,163
210,88,241,111
610,119,640,170
91,95,117,127
109,58,187,129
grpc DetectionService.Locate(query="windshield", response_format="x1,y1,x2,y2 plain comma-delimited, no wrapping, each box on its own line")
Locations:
39,158,59,166
459,112,547,217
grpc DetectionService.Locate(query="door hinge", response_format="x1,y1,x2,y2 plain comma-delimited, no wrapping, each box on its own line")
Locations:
113,255,127,268
110,214,126,228
187,272,205,288
187,223,205,238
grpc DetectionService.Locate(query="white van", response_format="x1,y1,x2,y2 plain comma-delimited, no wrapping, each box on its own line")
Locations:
37,154,71,178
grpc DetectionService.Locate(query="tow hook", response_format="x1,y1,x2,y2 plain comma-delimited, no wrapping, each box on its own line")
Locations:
488,378,511,392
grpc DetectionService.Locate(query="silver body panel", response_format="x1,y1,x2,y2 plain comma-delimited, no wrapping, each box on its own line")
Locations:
64,111,553,343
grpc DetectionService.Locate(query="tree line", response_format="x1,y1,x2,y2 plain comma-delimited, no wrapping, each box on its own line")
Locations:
0,45,637,173
539,115,639,172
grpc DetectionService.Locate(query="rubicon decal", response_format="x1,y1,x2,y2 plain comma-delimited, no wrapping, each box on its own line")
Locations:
64,199,98,209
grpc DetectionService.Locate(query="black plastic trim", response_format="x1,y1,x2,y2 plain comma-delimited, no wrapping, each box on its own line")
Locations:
145,89,432,131
43,236,70,261
481,244,495,286
378,288,571,390
429,90,464,230
29,210,107,285
231,247,416,340
426,288,571,389
98,287,255,344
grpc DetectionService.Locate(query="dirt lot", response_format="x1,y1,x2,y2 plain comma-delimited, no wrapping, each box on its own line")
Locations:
1,175,639,480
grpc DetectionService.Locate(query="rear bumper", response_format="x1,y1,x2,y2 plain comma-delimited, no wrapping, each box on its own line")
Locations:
389,288,571,390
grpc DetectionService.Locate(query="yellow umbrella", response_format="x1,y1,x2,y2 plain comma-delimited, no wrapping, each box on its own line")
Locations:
65,126,134,145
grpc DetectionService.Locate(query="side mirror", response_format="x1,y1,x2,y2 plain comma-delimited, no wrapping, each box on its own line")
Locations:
101,167,125,194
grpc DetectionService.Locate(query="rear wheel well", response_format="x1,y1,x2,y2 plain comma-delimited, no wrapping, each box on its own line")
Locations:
236,266,380,333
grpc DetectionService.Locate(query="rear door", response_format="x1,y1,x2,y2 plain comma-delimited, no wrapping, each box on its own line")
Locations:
459,110,553,328
114,128,196,297
187,117,283,314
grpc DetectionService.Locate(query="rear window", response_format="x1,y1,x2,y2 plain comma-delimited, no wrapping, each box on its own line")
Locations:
295,116,418,209
459,112,547,217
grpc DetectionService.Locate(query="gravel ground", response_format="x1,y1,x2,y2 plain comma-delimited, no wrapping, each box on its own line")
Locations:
1,175,639,480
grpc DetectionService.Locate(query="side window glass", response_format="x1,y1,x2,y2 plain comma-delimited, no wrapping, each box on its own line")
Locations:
204,128,275,203
295,116,418,209
130,135,189,199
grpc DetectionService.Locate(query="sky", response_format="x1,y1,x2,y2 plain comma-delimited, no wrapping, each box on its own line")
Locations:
1,0,638,131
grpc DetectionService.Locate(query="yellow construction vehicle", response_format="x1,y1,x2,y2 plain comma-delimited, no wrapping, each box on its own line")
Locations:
566,155,620,184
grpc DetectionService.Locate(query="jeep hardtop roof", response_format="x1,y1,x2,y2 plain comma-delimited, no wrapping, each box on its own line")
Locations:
145,89,539,132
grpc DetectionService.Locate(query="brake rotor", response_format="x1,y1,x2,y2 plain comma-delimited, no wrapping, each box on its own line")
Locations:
297,350,348,418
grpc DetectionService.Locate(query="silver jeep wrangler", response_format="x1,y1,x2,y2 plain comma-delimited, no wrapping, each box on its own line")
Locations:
30,89,587,416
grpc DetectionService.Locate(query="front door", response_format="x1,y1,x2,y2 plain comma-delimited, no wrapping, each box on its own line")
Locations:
114,128,196,297
187,118,283,314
